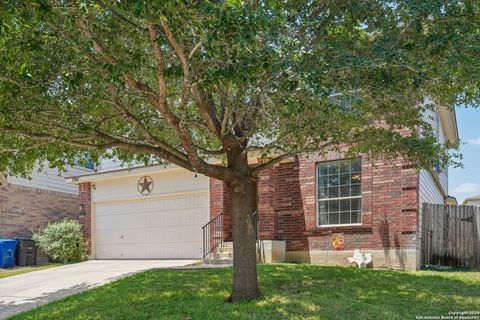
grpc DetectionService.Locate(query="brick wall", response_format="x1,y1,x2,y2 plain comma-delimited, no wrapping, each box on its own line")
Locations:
0,175,79,239
258,165,275,240
78,182,92,254
209,178,232,241
272,153,419,252
209,152,419,253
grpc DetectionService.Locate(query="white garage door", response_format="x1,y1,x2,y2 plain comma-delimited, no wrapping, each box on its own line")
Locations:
93,170,209,259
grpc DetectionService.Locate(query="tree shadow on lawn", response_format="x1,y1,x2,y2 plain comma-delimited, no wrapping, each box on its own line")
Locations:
1,282,94,320
259,265,479,319
9,264,480,320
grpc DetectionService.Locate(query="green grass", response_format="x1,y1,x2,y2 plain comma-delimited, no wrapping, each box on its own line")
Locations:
0,264,60,279
9,264,480,320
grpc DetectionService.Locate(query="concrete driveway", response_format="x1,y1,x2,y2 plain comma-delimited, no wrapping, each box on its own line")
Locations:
0,260,196,319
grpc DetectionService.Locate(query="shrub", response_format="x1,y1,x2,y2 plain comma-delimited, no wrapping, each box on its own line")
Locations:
33,220,87,263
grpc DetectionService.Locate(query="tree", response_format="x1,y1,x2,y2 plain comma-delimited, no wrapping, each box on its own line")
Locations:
0,1,478,301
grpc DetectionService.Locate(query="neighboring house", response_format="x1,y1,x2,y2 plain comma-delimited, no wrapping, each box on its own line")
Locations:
69,106,458,270
463,195,480,206
0,164,93,241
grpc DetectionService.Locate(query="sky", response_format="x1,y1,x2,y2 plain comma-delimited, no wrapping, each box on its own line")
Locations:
449,107,480,203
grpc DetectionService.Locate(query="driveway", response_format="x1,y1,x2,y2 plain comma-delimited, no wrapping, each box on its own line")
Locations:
0,260,196,319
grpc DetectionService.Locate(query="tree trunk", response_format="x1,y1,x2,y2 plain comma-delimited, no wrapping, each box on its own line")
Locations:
227,175,261,302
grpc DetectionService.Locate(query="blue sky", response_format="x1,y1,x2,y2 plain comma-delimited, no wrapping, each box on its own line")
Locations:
449,107,480,203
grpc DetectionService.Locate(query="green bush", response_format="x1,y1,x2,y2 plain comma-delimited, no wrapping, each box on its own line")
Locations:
33,220,87,263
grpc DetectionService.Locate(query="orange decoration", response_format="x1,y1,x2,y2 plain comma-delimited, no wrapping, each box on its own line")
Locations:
332,233,345,251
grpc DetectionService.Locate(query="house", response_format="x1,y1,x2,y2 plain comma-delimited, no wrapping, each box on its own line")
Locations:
69,106,458,270
462,195,480,206
0,164,92,247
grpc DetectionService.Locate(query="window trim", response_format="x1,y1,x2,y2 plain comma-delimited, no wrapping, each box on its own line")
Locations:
315,159,363,227
317,223,363,228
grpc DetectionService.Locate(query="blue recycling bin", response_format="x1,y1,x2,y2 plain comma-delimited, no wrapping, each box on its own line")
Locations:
0,239,17,268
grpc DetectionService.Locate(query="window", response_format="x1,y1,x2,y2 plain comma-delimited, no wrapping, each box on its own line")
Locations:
74,153,96,170
317,159,362,226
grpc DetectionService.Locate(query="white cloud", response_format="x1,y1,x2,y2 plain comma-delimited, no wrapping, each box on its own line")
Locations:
454,182,480,194
466,137,480,145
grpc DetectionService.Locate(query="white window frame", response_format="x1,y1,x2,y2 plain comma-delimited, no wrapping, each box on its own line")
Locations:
316,159,362,227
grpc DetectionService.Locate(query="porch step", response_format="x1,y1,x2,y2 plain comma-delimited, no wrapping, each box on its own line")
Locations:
218,246,233,253
203,243,234,265
203,241,270,265
210,252,233,259
204,258,233,265
203,241,267,265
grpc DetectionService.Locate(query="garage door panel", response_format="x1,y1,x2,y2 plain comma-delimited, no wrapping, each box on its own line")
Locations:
96,225,203,245
96,207,208,231
97,243,203,259
96,193,208,217
94,171,209,259
93,170,208,203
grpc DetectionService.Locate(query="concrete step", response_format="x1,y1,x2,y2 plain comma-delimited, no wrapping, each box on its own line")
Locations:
203,258,233,265
203,243,234,265
210,252,233,259
218,246,233,253
216,242,261,250
204,241,268,265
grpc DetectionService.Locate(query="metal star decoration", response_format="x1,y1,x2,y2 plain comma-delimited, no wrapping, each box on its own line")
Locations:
137,176,154,195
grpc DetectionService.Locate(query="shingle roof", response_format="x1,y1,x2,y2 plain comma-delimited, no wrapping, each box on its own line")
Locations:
462,195,480,205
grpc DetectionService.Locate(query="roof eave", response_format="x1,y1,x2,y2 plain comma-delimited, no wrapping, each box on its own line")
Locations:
65,151,296,184
438,105,459,145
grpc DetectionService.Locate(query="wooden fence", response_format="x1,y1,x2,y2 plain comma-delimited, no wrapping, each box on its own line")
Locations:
421,203,480,270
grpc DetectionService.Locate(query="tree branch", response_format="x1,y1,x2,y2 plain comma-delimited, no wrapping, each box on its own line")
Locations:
48,12,230,180
97,1,149,35
106,84,189,162
194,145,226,156
159,19,224,140
1,125,198,172
251,141,335,175
251,153,294,176
0,126,117,150
188,41,203,60
75,18,160,106
147,22,211,173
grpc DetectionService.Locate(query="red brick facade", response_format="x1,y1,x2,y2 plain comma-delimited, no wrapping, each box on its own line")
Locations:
209,153,419,254
258,165,276,240
0,175,79,239
209,178,232,241
78,182,92,254
76,152,420,263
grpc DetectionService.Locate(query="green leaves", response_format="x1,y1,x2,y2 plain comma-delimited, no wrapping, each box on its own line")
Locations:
32,220,87,263
0,0,477,178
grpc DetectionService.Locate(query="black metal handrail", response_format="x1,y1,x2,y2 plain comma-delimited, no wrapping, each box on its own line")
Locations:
202,212,223,258
202,210,259,259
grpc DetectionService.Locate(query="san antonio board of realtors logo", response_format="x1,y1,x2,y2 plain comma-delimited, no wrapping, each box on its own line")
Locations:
137,176,154,195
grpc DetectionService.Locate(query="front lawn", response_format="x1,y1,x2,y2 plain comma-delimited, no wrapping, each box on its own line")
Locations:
9,264,480,320
0,264,60,280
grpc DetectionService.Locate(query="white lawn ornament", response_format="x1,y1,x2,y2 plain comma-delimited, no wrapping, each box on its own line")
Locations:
347,249,372,268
